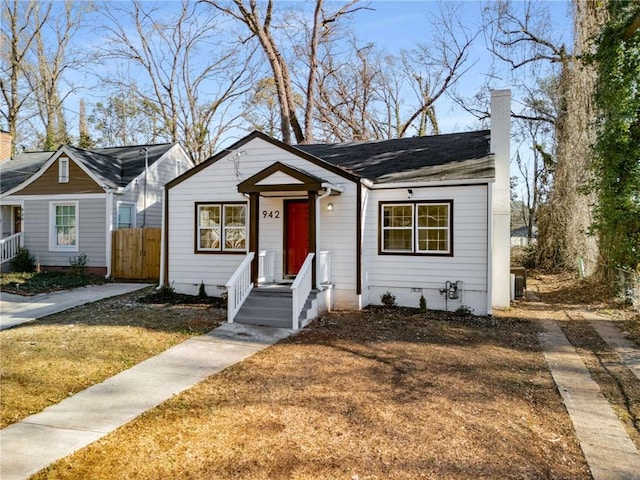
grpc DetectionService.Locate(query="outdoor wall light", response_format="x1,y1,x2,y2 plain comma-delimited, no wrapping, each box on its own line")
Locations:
407,188,413,199
327,203,334,211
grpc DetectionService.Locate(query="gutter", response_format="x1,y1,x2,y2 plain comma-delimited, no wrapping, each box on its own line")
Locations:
105,188,114,279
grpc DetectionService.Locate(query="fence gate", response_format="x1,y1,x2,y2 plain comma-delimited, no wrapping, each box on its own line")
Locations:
112,228,161,280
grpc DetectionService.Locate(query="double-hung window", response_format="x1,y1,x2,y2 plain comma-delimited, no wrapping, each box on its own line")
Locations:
117,202,136,229
380,201,452,255
49,201,79,251
196,203,247,252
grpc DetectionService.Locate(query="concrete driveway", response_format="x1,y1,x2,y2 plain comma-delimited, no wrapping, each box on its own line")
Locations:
0,283,152,330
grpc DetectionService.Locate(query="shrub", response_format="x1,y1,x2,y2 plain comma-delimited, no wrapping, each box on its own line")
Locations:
455,305,474,317
380,291,397,308
156,283,176,302
198,281,208,299
69,253,88,277
419,294,427,313
10,248,35,273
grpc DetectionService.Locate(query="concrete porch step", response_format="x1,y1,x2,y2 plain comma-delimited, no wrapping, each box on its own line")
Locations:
234,289,293,328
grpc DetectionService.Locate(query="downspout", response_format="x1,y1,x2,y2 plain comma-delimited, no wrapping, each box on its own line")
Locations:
105,188,113,279
486,183,493,316
158,188,166,288
315,187,332,288
139,147,148,228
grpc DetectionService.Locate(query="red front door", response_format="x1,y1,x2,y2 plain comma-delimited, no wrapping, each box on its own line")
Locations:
285,200,309,276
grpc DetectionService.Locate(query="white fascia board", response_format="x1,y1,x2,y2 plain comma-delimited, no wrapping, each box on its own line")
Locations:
369,178,493,190
321,181,344,193
4,193,106,202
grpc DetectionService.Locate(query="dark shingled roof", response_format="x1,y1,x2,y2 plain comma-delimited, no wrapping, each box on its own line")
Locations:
297,130,493,183
0,143,175,194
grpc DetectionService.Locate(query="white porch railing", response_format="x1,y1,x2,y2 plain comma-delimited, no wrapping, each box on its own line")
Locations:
225,252,255,323
317,251,332,285
0,232,24,264
258,250,275,283
291,253,314,330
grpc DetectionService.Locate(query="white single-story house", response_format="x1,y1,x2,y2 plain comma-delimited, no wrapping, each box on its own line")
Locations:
162,90,511,328
0,141,194,275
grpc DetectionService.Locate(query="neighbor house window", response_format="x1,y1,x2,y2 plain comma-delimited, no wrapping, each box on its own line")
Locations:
117,202,136,229
49,201,78,251
380,201,452,255
196,203,246,252
58,158,69,183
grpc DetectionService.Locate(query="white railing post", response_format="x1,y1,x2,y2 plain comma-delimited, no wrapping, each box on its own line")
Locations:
291,253,314,330
318,251,331,285
0,232,24,264
258,251,276,284
258,251,266,283
225,252,255,323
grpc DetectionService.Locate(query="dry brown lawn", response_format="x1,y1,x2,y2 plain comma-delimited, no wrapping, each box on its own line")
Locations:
34,307,590,479
0,287,224,428
6,273,638,479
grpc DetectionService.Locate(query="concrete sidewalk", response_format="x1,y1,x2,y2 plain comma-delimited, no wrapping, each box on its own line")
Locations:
0,322,294,480
539,319,640,480
0,283,151,330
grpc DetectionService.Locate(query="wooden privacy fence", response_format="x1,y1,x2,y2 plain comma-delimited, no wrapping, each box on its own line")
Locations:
112,228,161,280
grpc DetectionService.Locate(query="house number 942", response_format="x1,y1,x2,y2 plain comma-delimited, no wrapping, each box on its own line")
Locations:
262,210,280,219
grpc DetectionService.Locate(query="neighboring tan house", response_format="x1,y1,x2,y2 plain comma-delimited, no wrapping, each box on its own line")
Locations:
162,90,512,329
0,143,194,275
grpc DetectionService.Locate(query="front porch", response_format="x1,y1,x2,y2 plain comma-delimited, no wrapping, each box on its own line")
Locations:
226,250,333,330
223,161,340,330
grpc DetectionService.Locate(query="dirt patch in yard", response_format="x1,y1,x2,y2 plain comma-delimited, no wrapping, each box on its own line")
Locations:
0,288,224,428
35,307,589,480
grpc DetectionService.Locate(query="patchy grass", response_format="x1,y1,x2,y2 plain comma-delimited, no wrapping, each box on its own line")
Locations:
33,308,589,480
0,271,106,295
0,288,224,428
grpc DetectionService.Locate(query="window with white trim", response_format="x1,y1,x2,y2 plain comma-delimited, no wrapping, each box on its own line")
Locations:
196,203,247,252
380,201,452,255
58,158,69,183
117,202,136,229
49,202,79,251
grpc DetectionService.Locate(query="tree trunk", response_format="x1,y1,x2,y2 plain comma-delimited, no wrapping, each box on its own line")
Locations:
536,0,608,274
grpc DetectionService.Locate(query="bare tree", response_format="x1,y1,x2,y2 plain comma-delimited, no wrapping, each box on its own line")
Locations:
312,3,477,142
0,0,52,151
313,41,383,142
99,0,257,162
481,0,607,272
25,0,91,150
203,0,367,144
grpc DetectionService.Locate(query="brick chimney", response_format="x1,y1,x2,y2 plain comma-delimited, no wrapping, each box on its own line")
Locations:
0,130,12,160
490,89,511,310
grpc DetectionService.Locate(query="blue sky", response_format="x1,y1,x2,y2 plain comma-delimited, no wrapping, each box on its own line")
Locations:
58,0,574,146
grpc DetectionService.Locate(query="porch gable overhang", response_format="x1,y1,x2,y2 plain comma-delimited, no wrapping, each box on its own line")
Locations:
237,161,342,195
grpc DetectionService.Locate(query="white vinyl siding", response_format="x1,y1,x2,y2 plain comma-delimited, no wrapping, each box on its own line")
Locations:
49,202,78,251
10,196,107,267
363,185,489,315
112,145,193,229
168,137,359,307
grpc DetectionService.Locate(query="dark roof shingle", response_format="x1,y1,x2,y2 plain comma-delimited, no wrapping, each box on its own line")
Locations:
0,143,175,194
297,130,493,183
